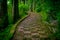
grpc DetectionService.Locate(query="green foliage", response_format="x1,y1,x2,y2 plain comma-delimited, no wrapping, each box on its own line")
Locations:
0,15,28,40
36,6,41,12
0,24,13,40
0,0,60,40
19,3,29,12
40,11,48,21
54,12,60,39
57,12,60,22
19,3,29,18
50,0,60,38
35,0,51,21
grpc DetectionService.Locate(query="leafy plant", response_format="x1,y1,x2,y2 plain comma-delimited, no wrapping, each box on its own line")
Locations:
19,3,29,18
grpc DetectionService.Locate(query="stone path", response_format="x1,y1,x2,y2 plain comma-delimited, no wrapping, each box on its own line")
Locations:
12,12,53,40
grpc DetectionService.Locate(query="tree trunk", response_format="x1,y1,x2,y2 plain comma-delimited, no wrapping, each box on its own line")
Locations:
1,0,8,28
13,0,19,23
30,0,33,12
7,0,14,24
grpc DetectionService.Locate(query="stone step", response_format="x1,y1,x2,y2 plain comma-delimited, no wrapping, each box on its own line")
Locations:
18,28,24,32
23,37,32,40
24,31,31,38
24,28,30,31
40,35,48,38
24,31,31,34
19,26,24,29
24,35,31,38
38,31,46,34
31,33,40,38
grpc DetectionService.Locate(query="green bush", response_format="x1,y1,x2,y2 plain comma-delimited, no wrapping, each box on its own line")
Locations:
55,12,60,39
40,11,48,21
19,3,29,18
19,3,29,12
0,24,13,40
36,6,41,12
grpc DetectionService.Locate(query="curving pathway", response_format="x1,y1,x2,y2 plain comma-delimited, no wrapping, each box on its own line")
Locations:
12,12,53,40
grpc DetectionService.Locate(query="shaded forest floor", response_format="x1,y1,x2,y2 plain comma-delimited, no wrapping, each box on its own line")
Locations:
12,12,57,40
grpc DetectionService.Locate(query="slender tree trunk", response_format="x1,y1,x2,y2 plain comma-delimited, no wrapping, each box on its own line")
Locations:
1,0,8,28
14,0,19,23
22,0,25,4
20,0,22,3
7,0,13,24
0,1,3,17
33,0,35,12
31,0,33,12
28,0,31,11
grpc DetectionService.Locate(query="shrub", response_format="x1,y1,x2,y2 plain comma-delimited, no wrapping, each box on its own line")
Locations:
35,6,41,12
19,3,29,18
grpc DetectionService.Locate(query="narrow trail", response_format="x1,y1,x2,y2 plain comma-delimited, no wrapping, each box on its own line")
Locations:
12,12,52,40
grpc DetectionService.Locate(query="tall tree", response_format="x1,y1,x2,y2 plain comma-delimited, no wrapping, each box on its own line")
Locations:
1,0,8,28
22,0,25,4
13,0,19,23
7,0,13,24
30,0,33,12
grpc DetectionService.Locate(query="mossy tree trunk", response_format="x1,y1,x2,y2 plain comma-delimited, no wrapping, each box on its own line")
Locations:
7,0,14,24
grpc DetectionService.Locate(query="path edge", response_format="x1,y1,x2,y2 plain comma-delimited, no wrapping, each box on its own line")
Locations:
9,14,30,40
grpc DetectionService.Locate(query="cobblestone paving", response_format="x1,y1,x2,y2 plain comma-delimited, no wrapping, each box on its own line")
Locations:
12,12,53,40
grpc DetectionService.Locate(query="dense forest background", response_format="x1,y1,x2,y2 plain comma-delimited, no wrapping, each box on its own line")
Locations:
0,0,60,40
